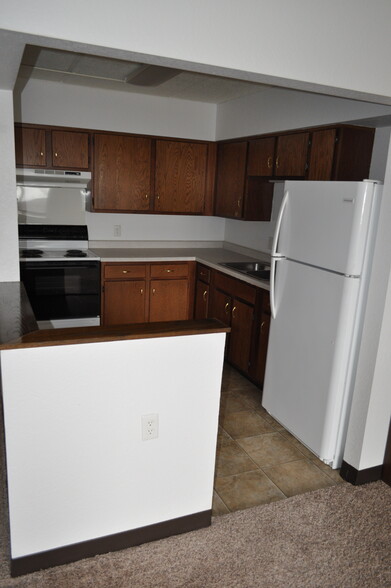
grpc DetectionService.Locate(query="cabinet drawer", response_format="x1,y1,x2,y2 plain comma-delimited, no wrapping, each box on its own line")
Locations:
150,263,189,278
104,263,147,279
197,264,211,283
213,270,256,305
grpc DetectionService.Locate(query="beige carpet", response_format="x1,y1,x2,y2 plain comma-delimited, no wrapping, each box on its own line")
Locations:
0,480,390,587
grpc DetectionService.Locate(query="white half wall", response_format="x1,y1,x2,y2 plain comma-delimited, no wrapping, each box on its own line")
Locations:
14,78,216,141
216,87,391,140
1,332,226,558
0,90,19,281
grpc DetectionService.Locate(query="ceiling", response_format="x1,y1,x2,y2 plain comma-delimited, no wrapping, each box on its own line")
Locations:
18,45,267,104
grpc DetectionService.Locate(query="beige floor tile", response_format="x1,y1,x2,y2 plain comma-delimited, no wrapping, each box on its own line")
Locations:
262,459,336,497
219,393,251,417
308,457,346,484
255,408,286,431
214,470,286,511
215,438,257,477
212,490,230,516
237,432,306,467
221,410,275,439
278,429,317,460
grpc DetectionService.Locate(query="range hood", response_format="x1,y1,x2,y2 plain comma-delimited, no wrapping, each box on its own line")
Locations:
16,168,91,188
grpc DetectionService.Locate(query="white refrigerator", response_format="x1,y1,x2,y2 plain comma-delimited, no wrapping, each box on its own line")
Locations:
262,180,382,469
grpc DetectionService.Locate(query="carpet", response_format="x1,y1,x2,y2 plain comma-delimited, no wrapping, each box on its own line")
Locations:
0,480,390,587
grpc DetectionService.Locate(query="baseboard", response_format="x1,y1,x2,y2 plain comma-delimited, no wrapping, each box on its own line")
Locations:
11,509,211,577
340,460,383,485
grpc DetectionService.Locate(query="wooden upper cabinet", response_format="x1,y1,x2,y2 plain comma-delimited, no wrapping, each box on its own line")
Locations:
275,132,310,176
155,140,208,214
215,141,248,218
247,137,276,176
307,129,337,180
15,127,47,167
93,133,152,212
51,131,89,169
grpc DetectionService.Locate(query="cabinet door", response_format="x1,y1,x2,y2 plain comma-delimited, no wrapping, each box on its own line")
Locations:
215,141,247,218
275,132,309,177
52,131,89,169
15,127,47,167
194,281,209,319
307,129,337,180
149,279,189,322
93,134,152,211
228,298,254,373
209,287,232,326
253,311,271,387
155,140,207,213
247,137,276,176
103,280,146,325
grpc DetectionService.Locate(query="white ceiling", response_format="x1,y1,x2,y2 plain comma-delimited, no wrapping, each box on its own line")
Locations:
18,45,267,104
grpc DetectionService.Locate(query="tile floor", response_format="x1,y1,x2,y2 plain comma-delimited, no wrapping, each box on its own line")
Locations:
212,363,345,516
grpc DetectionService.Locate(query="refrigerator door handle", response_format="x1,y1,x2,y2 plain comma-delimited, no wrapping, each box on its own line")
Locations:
270,257,282,319
272,189,289,257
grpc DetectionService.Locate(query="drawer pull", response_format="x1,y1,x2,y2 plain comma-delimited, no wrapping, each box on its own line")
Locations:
40,151,44,157
152,288,156,295
267,156,273,169
261,320,265,332
232,305,237,319
122,270,128,274
224,302,230,314
164,269,173,273
203,290,208,302
54,152,58,157
275,156,280,169
140,289,144,295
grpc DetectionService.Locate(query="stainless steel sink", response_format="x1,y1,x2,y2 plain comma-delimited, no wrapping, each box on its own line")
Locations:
219,261,271,280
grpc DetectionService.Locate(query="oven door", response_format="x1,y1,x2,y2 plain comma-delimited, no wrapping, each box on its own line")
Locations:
20,261,101,323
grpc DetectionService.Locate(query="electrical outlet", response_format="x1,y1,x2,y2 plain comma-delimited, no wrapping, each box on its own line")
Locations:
114,224,121,237
141,414,159,441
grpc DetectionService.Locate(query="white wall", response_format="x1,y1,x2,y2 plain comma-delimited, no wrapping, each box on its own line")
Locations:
0,91,19,281
369,127,391,182
14,78,216,141
343,139,391,470
216,87,391,141
87,211,225,244
2,1,391,103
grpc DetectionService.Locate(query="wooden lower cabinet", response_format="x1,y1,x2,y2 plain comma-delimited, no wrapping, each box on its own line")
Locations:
194,281,210,319
150,279,189,322
204,268,271,386
103,280,146,325
208,270,256,375
249,291,271,388
102,261,194,325
228,298,255,373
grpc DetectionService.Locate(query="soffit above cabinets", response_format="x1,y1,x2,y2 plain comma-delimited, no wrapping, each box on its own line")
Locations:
18,45,267,104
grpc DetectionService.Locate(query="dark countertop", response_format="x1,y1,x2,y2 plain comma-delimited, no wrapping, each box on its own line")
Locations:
0,319,230,350
0,282,37,346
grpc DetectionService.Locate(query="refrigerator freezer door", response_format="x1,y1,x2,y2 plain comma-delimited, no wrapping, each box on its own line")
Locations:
262,259,360,467
278,181,377,276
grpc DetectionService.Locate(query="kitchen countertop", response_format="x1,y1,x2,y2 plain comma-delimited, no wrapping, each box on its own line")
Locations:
91,246,271,291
